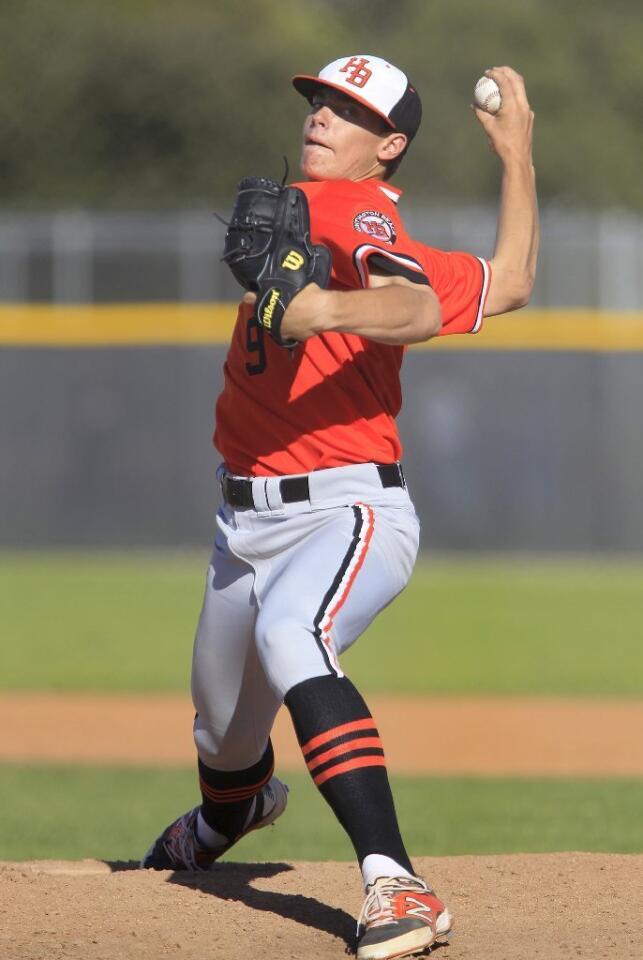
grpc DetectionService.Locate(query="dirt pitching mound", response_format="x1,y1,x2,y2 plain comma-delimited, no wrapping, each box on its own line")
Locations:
2,853,641,960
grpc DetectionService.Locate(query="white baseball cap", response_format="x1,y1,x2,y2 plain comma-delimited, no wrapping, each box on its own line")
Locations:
292,55,422,141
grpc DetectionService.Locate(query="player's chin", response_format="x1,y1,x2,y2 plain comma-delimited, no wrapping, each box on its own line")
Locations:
300,147,334,181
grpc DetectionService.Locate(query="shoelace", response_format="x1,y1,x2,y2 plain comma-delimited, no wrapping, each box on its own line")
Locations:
166,811,215,869
169,814,198,867
163,783,279,870
357,877,429,932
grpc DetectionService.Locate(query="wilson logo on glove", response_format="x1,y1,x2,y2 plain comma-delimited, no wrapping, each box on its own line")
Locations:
222,175,332,348
261,289,281,329
282,250,305,271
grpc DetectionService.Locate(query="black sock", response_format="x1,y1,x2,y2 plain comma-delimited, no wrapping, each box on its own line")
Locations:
284,676,414,873
198,740,274,840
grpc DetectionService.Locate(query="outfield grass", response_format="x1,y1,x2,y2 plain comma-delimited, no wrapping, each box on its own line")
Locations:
1,765,642,861
1,551,642,695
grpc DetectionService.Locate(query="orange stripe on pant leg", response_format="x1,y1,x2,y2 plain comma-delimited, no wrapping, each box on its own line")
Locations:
306,736,384,773
322,503,375,641
301,717,376,757
313,754,387,787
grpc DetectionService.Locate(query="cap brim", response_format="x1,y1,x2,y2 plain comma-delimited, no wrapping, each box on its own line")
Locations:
292,74,396,129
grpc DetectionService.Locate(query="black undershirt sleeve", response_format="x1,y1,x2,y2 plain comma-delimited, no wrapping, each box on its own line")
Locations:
366,251,430,286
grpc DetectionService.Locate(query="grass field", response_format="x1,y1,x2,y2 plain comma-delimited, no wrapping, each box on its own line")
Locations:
2,550,642,695
2,549,642,862
3,766,643,861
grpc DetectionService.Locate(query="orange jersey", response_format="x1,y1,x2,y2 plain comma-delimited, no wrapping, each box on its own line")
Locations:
214,178,490,477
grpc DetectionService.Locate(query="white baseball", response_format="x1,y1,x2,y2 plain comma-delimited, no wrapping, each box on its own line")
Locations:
474,76,502,115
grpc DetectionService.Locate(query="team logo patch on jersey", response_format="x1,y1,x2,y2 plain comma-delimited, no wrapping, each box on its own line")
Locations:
353,211,397,245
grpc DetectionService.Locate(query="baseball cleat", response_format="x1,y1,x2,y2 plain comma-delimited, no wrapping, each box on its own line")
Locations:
356,875,454,960
140,774,289,870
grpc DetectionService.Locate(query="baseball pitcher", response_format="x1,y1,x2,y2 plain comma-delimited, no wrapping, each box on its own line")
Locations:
141,55,538,960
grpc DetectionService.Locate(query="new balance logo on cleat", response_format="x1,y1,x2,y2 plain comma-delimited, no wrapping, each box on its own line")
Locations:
356,876,454,960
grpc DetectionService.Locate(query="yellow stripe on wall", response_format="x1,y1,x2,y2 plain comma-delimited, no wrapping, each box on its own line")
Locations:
427,310,643,352
0,304,642,351
0,304,237,346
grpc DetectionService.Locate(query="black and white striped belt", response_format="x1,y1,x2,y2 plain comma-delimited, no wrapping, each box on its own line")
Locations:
220,462,406,510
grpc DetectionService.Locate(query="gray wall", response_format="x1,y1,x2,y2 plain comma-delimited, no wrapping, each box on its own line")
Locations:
2,346,641,551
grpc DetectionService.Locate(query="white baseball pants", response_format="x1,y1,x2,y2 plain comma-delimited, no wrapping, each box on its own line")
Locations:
192,462,420,771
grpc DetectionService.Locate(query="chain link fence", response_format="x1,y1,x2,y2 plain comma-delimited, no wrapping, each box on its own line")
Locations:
1,206,642,308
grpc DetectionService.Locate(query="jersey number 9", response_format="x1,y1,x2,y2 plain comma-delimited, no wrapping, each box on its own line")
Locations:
245,315,267,375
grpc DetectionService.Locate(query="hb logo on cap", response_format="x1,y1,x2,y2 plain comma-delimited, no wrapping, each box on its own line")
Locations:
339,57,373,88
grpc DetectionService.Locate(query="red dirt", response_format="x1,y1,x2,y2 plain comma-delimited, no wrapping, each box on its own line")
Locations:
2,692,643,775
2,853,641,960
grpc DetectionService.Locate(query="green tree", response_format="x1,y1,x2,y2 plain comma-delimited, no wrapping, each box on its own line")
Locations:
0,0,640,207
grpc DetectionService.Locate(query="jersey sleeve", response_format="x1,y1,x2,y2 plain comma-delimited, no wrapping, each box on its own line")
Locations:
419,245,491,335
305,181,430,291
353,246,429,288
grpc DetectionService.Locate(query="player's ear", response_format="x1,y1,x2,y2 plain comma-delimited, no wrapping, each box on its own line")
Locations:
377,132,408,163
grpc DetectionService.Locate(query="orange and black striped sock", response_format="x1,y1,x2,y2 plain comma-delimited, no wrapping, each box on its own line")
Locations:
284,676,414,873
198,740,274,840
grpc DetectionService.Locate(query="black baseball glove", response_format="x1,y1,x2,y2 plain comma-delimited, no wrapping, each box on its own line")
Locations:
222,176,332,347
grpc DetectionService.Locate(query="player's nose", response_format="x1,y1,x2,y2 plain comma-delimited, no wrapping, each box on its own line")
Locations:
309,103,332,127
